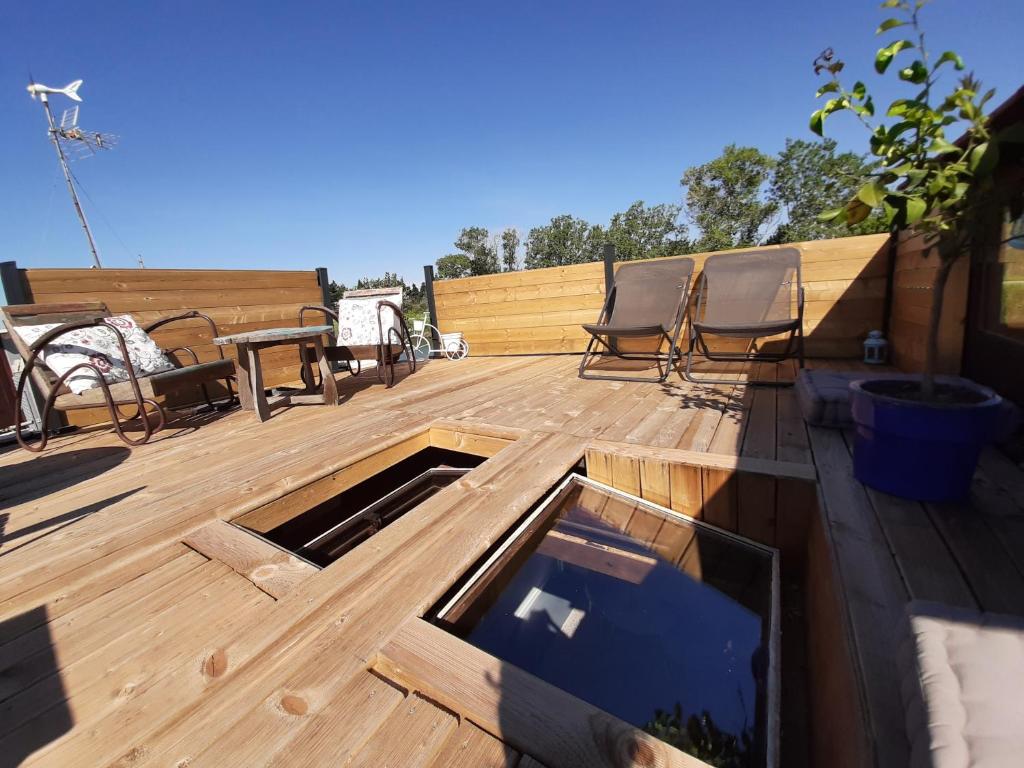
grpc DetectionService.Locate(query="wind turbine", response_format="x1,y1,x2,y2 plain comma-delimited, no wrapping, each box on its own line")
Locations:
27,78,116,268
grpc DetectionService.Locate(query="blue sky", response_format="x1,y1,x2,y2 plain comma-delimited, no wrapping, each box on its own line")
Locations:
2,0,1021,286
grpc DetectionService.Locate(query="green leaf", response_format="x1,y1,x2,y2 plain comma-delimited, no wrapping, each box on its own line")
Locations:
876,18,905,34
863,96,875,117
969,141,999,177
810,109,824,136
875,40,914,74
851,81,866,100
936,51,965,71
815,81,839,97
880,0,901,7
929,137,959,155
846,200,873,226
817,207,845,222
856,181,887,208
905,197,927,224
882,198,899,226
898,60,929,84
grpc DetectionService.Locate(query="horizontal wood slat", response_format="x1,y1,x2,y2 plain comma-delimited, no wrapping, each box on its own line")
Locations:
433,234,890,358
19,267,323,426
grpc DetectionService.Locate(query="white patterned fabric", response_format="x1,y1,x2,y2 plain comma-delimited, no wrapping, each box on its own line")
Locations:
14,314,176,395
337,288,403,346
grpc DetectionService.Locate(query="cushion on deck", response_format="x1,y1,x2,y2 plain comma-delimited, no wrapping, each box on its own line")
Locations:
898,601,1024,768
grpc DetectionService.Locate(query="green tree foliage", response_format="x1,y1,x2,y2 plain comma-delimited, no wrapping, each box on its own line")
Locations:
524,215,606,268
644,704,752,768
768,138,888,243
455,226,501,276
435,253,473,280
809,0,1020,396
501,228,521,271
606,200,688,260
680,145,778,251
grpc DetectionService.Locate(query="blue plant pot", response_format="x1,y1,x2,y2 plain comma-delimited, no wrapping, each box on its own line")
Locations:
849,378,1002,502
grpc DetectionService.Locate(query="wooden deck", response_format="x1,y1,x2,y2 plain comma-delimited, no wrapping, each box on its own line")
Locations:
0,354,1020,767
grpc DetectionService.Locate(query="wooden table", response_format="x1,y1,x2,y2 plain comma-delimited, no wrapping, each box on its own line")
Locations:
214,326,338,422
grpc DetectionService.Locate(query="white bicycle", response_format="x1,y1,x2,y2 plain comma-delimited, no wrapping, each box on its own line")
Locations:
409,320,469,360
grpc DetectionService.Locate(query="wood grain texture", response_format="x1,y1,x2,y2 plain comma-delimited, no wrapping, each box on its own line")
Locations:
21,267,323,426
183,520,318,599
433,233,889,357
375,620,708,768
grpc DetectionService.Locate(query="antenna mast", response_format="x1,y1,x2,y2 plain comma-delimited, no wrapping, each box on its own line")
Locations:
39,94,101,268
28,79,117,269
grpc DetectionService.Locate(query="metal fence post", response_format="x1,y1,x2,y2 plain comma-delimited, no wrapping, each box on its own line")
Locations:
315,267,332,309
0,261,31,305
423,265,441,348
602,244,616,298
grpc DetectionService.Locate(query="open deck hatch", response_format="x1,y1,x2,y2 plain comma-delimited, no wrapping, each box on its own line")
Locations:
231,428,510,568
429,474,780,768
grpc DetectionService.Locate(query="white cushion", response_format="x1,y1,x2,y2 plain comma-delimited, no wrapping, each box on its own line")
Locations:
337,288,403,346
14,314,176,395
899,601,1024,768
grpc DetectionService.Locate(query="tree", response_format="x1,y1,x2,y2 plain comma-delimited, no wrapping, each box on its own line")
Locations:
436,253,472,280
328,280,346,305
680,145,778,251
810,0,1020,397
455,226,500,276
524,215,604,268
768,139,887,243
501,228,521,271
606,200,689,260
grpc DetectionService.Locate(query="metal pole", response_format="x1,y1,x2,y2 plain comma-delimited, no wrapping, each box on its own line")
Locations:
602,243,616,299
423,265,441,349
39,95,102,268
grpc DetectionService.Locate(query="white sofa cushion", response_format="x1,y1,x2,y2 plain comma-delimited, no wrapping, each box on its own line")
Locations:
14,314,176,395
337,287,403,346
899,600,1024,768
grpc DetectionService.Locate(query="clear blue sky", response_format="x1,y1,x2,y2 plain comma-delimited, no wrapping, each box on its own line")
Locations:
2,0,1021,286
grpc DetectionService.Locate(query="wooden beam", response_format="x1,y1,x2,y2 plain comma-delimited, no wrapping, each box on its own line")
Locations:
374,619,708,768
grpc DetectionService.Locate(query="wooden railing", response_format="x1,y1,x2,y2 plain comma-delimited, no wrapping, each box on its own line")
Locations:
13,266,325,425
433,233,891,358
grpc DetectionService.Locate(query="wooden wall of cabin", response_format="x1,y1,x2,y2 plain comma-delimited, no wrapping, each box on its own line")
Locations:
888,230,970,374
17,267,324,426
432,233,891,359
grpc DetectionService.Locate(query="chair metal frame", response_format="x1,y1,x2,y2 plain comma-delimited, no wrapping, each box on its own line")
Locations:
578,261,694,384
298,299,416,389
2,303,236,452
682,255,805,387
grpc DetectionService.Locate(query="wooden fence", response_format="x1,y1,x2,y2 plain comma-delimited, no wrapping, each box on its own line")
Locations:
13,267,324,425
889,230,969,374
433,233,891,359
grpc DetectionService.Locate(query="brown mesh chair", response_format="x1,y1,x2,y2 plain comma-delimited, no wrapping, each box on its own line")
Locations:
578,258,695,383
683,248,804,385
1,302,236,451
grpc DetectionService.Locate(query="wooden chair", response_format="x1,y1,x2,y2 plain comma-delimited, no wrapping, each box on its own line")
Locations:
1,302,237,451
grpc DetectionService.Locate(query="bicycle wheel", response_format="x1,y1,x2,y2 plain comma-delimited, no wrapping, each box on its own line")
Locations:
411,334,432,361
445,339,469,360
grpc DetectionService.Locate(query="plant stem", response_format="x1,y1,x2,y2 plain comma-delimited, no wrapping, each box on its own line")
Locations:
921,241,956,400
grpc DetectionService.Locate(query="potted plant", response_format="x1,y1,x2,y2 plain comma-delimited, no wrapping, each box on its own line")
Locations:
809,0,1020,501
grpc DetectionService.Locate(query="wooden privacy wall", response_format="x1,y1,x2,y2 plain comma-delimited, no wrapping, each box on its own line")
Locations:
20,267,323,425
889,230,969,374
584,441,818,569
433,233,890,358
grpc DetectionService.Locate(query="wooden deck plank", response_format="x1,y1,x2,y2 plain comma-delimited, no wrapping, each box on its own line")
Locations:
0,353,1015,768
427,719,520,768
347,692,456,768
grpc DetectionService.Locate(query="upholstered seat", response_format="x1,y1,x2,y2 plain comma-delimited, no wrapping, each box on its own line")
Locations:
899,601,1024,768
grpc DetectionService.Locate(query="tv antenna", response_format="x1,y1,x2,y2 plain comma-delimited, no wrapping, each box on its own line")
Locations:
27,78,117,268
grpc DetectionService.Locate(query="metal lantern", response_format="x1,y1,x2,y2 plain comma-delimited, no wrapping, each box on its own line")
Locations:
863,330,888,365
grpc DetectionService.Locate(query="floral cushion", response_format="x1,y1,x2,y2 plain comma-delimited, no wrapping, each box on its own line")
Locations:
337,288,403,346
14,314,176,395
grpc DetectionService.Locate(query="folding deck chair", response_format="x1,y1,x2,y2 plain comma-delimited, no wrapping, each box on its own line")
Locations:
578,258,695,383
683,248,804,386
